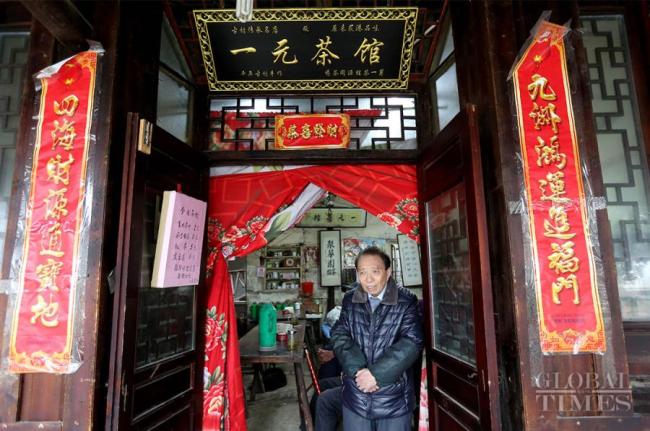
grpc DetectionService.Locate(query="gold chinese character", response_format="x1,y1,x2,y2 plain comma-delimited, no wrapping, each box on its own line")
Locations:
44,188,68,220
311,36,340,66
528,74,557,101
46,153,75,185
30,294,60,327
51,119,76,151
535,136,566,169
36,258,63,292
354,37,384,65
552,274,580,305
301,124,311,139
539,171,569,203
272,39,298,65
327,124,338,138
313,123,325,138
286,124,299,140
548,241,580,274
40,222,64,257
529,102,561,133
544,205,576,240
53,95,79,117
230,47,257,55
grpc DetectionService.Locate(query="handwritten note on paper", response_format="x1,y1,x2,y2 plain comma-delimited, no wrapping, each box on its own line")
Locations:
151,191,207,288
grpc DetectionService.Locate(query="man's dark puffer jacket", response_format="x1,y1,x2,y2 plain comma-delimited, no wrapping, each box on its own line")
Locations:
331,278,423,420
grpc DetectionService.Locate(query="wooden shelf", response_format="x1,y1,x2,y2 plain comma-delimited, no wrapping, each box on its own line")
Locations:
263,244,303,291
266,267,301,270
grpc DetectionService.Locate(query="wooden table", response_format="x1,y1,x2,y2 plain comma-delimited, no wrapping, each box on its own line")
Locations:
239,324,313,431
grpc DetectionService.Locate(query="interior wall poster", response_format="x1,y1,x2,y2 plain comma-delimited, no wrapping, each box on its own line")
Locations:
509,16,606,353
398,234,422,286
319,230,342,286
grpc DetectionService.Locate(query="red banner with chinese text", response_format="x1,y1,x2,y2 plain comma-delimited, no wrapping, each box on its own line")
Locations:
275,114,350,149
511,21,606,353
9,50,99,372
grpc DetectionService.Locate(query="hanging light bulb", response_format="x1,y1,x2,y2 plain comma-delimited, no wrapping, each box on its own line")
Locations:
236,0,254,23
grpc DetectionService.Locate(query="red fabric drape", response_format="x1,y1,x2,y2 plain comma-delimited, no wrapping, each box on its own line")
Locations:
202,164,418,430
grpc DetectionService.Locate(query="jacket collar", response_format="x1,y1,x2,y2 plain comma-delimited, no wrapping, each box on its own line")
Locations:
351,277,399,305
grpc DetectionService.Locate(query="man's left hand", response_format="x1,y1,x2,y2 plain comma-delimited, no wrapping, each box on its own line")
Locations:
355,368,379,393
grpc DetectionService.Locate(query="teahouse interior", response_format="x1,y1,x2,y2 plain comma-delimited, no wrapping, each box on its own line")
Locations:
2,0,650,430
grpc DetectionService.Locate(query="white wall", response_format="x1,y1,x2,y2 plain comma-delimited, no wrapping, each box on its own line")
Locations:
244,211,422,307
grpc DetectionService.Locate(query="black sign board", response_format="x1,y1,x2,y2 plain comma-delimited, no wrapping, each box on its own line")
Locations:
193,8,418,92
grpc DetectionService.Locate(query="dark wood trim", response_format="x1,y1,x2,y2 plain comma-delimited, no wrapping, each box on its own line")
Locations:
0,422,62,431
106,112,140,430
463,105,501,429
60,2,120,429
205,149,419,165
19,0,91,52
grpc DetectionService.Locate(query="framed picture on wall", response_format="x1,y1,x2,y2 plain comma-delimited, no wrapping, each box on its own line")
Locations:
397,234,422,287
319,230,342,286
297,208,366,228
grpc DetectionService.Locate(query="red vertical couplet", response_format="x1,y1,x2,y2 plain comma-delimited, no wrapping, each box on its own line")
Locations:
9,51,98,372
511,21,606,353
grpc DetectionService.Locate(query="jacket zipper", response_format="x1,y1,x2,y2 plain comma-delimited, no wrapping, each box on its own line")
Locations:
368,301,375,415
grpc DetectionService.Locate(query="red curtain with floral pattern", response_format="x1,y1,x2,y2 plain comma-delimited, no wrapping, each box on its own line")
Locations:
202,164,418,430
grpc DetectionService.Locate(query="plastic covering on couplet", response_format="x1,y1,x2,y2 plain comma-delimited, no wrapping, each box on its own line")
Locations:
507,13,611,356
0,43,104,377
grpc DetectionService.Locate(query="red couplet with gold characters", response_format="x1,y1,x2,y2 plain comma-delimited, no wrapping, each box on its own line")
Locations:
511,21,606,353
8,50,99,373
275,114,350,149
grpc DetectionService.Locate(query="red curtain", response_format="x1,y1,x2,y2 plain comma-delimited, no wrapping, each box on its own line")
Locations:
202,164,418,430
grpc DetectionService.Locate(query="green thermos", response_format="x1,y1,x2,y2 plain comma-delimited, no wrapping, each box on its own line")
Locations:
258,303,277,351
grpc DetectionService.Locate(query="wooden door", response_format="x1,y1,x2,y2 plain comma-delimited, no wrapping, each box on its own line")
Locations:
107,113,208,430
418,105,500,430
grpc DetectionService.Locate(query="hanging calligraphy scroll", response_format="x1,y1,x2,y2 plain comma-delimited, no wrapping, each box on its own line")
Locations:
510,20,605,353
8,48,102,373
319,230,342,286
276,114,350,149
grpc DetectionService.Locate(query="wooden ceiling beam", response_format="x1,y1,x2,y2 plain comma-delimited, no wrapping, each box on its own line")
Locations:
20,0,91,52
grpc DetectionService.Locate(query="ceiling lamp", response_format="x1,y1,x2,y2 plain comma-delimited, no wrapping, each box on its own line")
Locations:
236,0,254,23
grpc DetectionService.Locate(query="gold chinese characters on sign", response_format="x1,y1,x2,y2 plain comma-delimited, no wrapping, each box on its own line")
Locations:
193,8,418,92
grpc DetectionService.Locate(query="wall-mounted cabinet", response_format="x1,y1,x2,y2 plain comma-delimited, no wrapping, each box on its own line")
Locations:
262,245,302,291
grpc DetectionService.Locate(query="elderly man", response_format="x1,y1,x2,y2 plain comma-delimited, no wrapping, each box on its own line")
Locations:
331,246,423,431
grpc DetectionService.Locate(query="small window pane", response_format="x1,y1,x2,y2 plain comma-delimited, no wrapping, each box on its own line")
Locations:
426,182,476,366
438,23,454,65
157,70,190,143
159,17,190,80
581,15,650,321
435,62,460,131
0,32,30,270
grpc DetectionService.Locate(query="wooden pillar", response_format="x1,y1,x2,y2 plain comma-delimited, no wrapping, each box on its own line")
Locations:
0,1,121,429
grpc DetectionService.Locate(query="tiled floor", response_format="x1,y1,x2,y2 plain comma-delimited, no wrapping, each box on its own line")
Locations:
243,363,311,431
